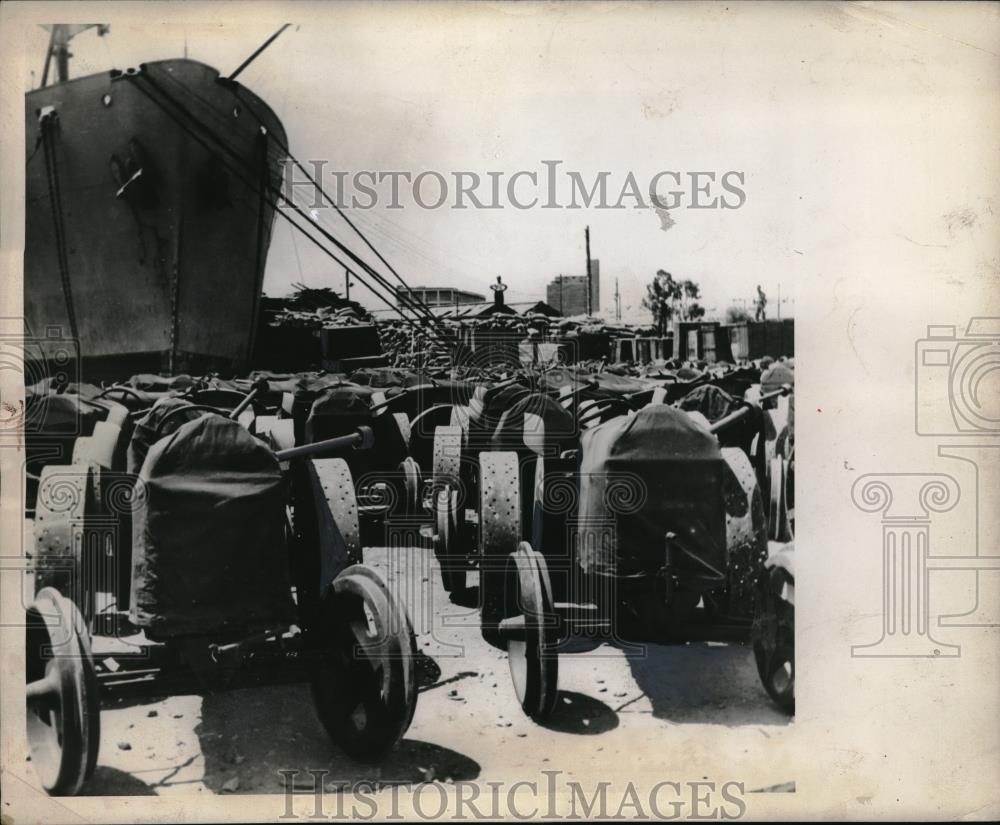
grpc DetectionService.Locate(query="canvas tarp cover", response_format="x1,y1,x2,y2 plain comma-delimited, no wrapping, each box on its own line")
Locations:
130,414,293,639
470,382,530,422
127,397,207,475
25,387,107,437
676,384,740,423
348,367,422,388
249,370,321,396
676,384,760,459
306,386,376,440
761,362,794,394
576,405,727,579
491,393,577,456
306,387,407,478
27,378,105,400
711,366,761,399
289,377,359,441
421,378,475,407
589,373,652,396
127,373,197,392
467,383,532,450
292,375,357,408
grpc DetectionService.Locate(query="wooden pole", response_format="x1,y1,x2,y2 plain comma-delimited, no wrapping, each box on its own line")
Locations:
585,226,593,316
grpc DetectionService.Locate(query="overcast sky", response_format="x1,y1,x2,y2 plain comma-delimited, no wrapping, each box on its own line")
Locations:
19,3,999,323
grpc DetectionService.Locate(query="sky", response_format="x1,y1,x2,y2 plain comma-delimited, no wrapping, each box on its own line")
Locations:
17,3,998,323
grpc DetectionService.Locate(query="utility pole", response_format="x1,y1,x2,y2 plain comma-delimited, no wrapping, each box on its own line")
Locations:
585,226,593,317
776,282,780,320
559,274,564,314
614,278,621,322
344,267,351,302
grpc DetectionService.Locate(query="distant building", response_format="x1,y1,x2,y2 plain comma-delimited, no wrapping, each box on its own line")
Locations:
546,260,600,316
397,286,485,308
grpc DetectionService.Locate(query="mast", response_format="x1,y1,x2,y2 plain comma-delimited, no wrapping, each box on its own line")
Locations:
39,25,109,87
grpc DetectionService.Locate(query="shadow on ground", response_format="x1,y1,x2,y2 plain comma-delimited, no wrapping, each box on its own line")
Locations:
79,766,159,795
194,684,481,794
537,690,619,735
622,641,792,727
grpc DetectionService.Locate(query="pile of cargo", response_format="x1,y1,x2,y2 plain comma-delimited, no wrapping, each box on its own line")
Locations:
262,285,372,329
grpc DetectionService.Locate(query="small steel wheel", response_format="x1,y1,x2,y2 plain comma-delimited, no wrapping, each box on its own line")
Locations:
25,588,101,795
397,457,422,516
768,457,792,542
785,446,795,538
434,486,465,592
753,565,795,714
311,564,418,760
500,543,559,720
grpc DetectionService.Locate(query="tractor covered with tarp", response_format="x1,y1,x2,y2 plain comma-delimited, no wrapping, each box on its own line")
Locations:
429,372,795,721
25,396,419,796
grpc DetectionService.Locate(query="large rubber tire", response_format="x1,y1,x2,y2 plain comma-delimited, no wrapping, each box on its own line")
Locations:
25,588,101,795
503,543,560,721
310,565,418,760
753,566,795,715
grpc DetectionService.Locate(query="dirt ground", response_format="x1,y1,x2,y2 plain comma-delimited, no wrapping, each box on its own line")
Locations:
27,542,798,802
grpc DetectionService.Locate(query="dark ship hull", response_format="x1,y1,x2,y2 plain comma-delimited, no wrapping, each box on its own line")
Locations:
25,59,287,380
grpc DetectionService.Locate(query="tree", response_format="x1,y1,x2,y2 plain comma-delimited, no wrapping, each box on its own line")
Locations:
642,270,706,335
726,305,752,323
